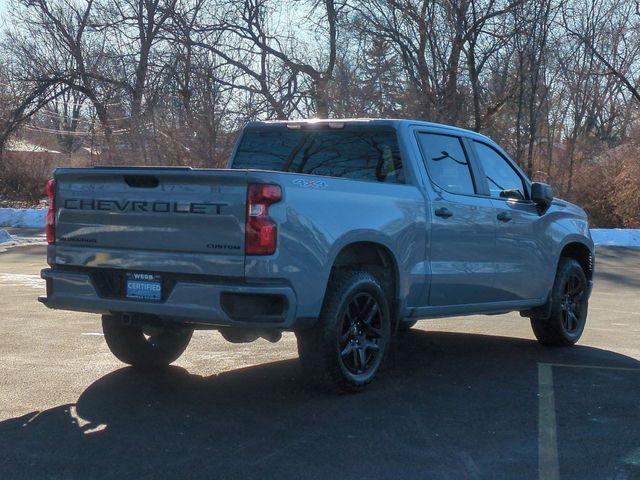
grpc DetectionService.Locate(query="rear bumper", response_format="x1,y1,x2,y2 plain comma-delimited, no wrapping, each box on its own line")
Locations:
39,268,302,329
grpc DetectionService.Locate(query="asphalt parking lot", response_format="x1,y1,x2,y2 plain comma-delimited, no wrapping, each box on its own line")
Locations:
0,244,639,480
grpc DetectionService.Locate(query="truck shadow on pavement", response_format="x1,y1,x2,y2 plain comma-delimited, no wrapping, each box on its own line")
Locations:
1,330,639,480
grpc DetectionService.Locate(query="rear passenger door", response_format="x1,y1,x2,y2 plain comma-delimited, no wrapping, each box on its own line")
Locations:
416,131,500,307
470,140,548,301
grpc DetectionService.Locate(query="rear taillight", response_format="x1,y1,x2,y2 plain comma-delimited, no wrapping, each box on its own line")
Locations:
245,183,282,255
45,179,56,244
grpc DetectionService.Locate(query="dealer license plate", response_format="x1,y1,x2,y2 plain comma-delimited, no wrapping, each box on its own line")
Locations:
126,273,162,301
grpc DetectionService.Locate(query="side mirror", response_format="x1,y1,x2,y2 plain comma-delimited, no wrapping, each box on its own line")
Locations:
531,182,553,210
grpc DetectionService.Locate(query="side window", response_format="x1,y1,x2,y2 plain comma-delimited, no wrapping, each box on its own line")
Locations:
417,133,475,195
474,141,527,200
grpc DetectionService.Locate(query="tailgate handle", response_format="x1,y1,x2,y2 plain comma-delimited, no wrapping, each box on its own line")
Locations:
124,175,159,188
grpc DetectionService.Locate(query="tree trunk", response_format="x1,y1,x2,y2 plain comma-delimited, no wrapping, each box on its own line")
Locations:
467,43,482,131
315,78,330,119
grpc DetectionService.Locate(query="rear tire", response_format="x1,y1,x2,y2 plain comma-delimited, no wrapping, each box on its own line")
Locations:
102,314,193,368
296,270,391,393
531,258,589,346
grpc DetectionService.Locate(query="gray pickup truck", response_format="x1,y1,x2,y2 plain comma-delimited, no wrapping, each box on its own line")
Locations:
40,119,594,392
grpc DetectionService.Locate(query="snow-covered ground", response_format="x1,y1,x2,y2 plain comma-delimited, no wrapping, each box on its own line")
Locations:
1,207,640,248
0,228,45,252
0,208,46,228
0,229,14,244
589,229,640,248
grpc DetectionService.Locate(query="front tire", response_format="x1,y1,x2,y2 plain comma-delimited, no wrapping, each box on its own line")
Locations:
296,270,391,393
102,314,193,368
531,258,589,346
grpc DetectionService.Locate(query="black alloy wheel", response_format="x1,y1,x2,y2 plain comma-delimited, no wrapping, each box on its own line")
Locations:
560,272,587,334
530,258,589,346
338,292,384,376
296,270,391,392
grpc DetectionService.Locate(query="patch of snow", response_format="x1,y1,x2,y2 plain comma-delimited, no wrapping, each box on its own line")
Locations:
82,146,101,156
591,229,640,248
0,208,46,228
6,139,61,153
0,228,45,252
0,229,16,244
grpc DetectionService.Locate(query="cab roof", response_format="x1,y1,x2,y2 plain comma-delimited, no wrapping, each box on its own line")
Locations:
244,118,494,143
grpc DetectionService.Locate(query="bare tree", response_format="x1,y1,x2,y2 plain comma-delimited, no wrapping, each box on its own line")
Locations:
221,0,339,118
172,0,301,120
6,0,121,158
563,0,640,103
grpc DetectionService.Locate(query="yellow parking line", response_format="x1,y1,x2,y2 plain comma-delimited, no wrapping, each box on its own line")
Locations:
537,362,640,480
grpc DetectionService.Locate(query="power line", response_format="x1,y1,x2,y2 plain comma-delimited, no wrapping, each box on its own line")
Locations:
38,109,135,124
21,124,132,136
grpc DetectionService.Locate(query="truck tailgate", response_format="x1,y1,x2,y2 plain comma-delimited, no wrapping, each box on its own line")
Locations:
53,168,248,277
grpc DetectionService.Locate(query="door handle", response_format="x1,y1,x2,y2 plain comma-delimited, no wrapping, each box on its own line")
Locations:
434,207,453,218
497,212,512,222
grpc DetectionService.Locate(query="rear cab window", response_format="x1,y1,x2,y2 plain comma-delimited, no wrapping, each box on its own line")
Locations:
231,125,404,183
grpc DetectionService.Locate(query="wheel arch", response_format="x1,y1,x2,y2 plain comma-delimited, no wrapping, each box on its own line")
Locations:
327,240,401,329
521,238,594,321
559,241,594,282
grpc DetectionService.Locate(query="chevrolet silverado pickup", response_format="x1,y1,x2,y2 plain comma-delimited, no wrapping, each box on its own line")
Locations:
40,119,594,392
